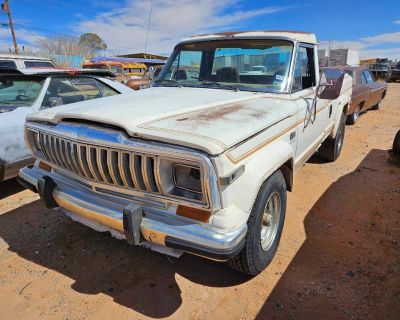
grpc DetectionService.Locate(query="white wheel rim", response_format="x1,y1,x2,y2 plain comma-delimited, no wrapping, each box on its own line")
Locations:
260,192,281,251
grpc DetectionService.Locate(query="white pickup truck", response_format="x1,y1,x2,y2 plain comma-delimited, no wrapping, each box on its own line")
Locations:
19,31,352,275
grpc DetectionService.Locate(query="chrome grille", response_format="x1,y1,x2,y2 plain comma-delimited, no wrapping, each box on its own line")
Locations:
38,132,160,193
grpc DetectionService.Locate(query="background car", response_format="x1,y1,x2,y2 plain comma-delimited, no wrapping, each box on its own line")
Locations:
0,68,134,182
369,62,392,81
343,66,387,124
0,53,55,68
389,62,400,83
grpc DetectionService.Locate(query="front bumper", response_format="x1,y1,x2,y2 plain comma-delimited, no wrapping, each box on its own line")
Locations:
18,165,247,261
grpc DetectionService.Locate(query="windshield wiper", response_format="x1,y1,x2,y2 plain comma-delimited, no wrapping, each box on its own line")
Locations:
154,79,182,87
190,77,240,91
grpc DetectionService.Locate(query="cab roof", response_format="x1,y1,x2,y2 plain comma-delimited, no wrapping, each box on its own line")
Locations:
0,53,52,60
179,30,317,45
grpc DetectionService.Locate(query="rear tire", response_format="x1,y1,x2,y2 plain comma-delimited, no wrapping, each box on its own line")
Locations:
228,170,287,276
393,130,400,155
346,105,360,125
372,100,381,110
318,112,346,162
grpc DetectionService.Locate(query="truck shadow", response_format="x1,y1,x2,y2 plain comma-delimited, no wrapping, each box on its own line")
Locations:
0,198,249,318
1,149,398,318
0,178,25,200
255,148,400,319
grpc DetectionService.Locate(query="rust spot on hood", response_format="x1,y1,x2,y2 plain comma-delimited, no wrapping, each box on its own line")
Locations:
175,102,270,123
197,103,244,120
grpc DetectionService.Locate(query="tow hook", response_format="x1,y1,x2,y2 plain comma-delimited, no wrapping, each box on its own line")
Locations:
37,176,58,209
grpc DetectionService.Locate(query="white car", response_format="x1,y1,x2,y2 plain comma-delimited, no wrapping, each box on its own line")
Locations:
0,68,134,181
19,31,352,275
0,54,56,68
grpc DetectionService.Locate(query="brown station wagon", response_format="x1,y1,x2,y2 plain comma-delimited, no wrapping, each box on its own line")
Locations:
343,66,387,124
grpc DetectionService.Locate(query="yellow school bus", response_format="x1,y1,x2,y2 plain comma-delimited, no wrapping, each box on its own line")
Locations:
121,62,147,78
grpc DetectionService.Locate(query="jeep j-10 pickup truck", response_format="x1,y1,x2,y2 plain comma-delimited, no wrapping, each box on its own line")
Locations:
19,31,352,275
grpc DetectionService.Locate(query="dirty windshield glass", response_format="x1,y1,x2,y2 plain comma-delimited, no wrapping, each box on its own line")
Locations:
0,76,44,107
155,39,293,93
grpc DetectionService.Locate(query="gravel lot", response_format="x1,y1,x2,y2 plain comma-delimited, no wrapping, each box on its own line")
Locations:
0,84,399,320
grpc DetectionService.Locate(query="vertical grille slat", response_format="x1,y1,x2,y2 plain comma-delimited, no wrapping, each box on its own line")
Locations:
60,140,73,172
46,134,57,165
141,156,158,192
35,132,160,194
50,136,62,167
89,147,103,182
118,151,130,188
39,133,50,162
78,145,94,179
86,146,99,180
96,147,109,183
72,143,85,176
65,141,79,174
133,155,146,190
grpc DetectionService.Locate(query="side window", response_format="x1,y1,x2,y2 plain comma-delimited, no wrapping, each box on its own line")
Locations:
0,60,16,68
292,46,317,92
24,61,55,68
42,77,119,108
360,71,368,84
167,51,202,81
363,70,374,83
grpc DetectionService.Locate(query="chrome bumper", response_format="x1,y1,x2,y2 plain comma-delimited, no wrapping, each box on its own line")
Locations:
18,165,247,261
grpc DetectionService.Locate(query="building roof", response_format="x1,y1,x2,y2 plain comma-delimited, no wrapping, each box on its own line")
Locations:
118,52,168,60
179,30,317,44
90,56,167,65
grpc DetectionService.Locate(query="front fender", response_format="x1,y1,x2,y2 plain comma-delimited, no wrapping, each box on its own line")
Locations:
211,139,294,229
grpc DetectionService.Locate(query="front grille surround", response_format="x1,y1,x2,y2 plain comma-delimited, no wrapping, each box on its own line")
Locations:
24,121,221,211
38,131,160,194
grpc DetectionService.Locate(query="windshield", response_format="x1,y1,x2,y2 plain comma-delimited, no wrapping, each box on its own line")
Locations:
155,39,294,93
0,76,44,107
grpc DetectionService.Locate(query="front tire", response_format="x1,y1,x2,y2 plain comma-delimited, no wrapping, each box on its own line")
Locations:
318,112,346,162
393,130,400,155
228,170,287,276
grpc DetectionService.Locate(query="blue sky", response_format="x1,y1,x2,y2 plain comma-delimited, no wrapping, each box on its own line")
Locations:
1,0,399,59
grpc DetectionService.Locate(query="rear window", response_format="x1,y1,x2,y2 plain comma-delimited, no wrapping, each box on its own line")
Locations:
0,60,17,68
24,61,55,68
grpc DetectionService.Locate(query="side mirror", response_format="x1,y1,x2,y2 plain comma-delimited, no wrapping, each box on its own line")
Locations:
48,97,63,108
317,68,345,100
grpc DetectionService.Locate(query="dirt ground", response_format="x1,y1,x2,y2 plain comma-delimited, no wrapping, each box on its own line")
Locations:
0,84,399,320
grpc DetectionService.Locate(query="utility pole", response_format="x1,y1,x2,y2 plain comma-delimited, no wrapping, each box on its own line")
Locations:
2,0,18,54
144,3,152,55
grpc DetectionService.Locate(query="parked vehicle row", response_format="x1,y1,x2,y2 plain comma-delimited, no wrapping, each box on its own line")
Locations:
343,66,387,124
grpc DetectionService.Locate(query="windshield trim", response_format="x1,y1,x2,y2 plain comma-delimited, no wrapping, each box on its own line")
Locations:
157,38,296,94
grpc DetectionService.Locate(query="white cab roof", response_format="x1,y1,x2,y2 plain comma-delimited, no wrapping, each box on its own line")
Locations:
0,53,52,60
180,30,317,44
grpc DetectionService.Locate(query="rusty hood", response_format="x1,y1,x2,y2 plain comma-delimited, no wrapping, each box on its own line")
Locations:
27,87,297,155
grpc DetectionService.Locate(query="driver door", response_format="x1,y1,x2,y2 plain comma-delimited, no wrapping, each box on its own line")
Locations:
292,44,330,165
